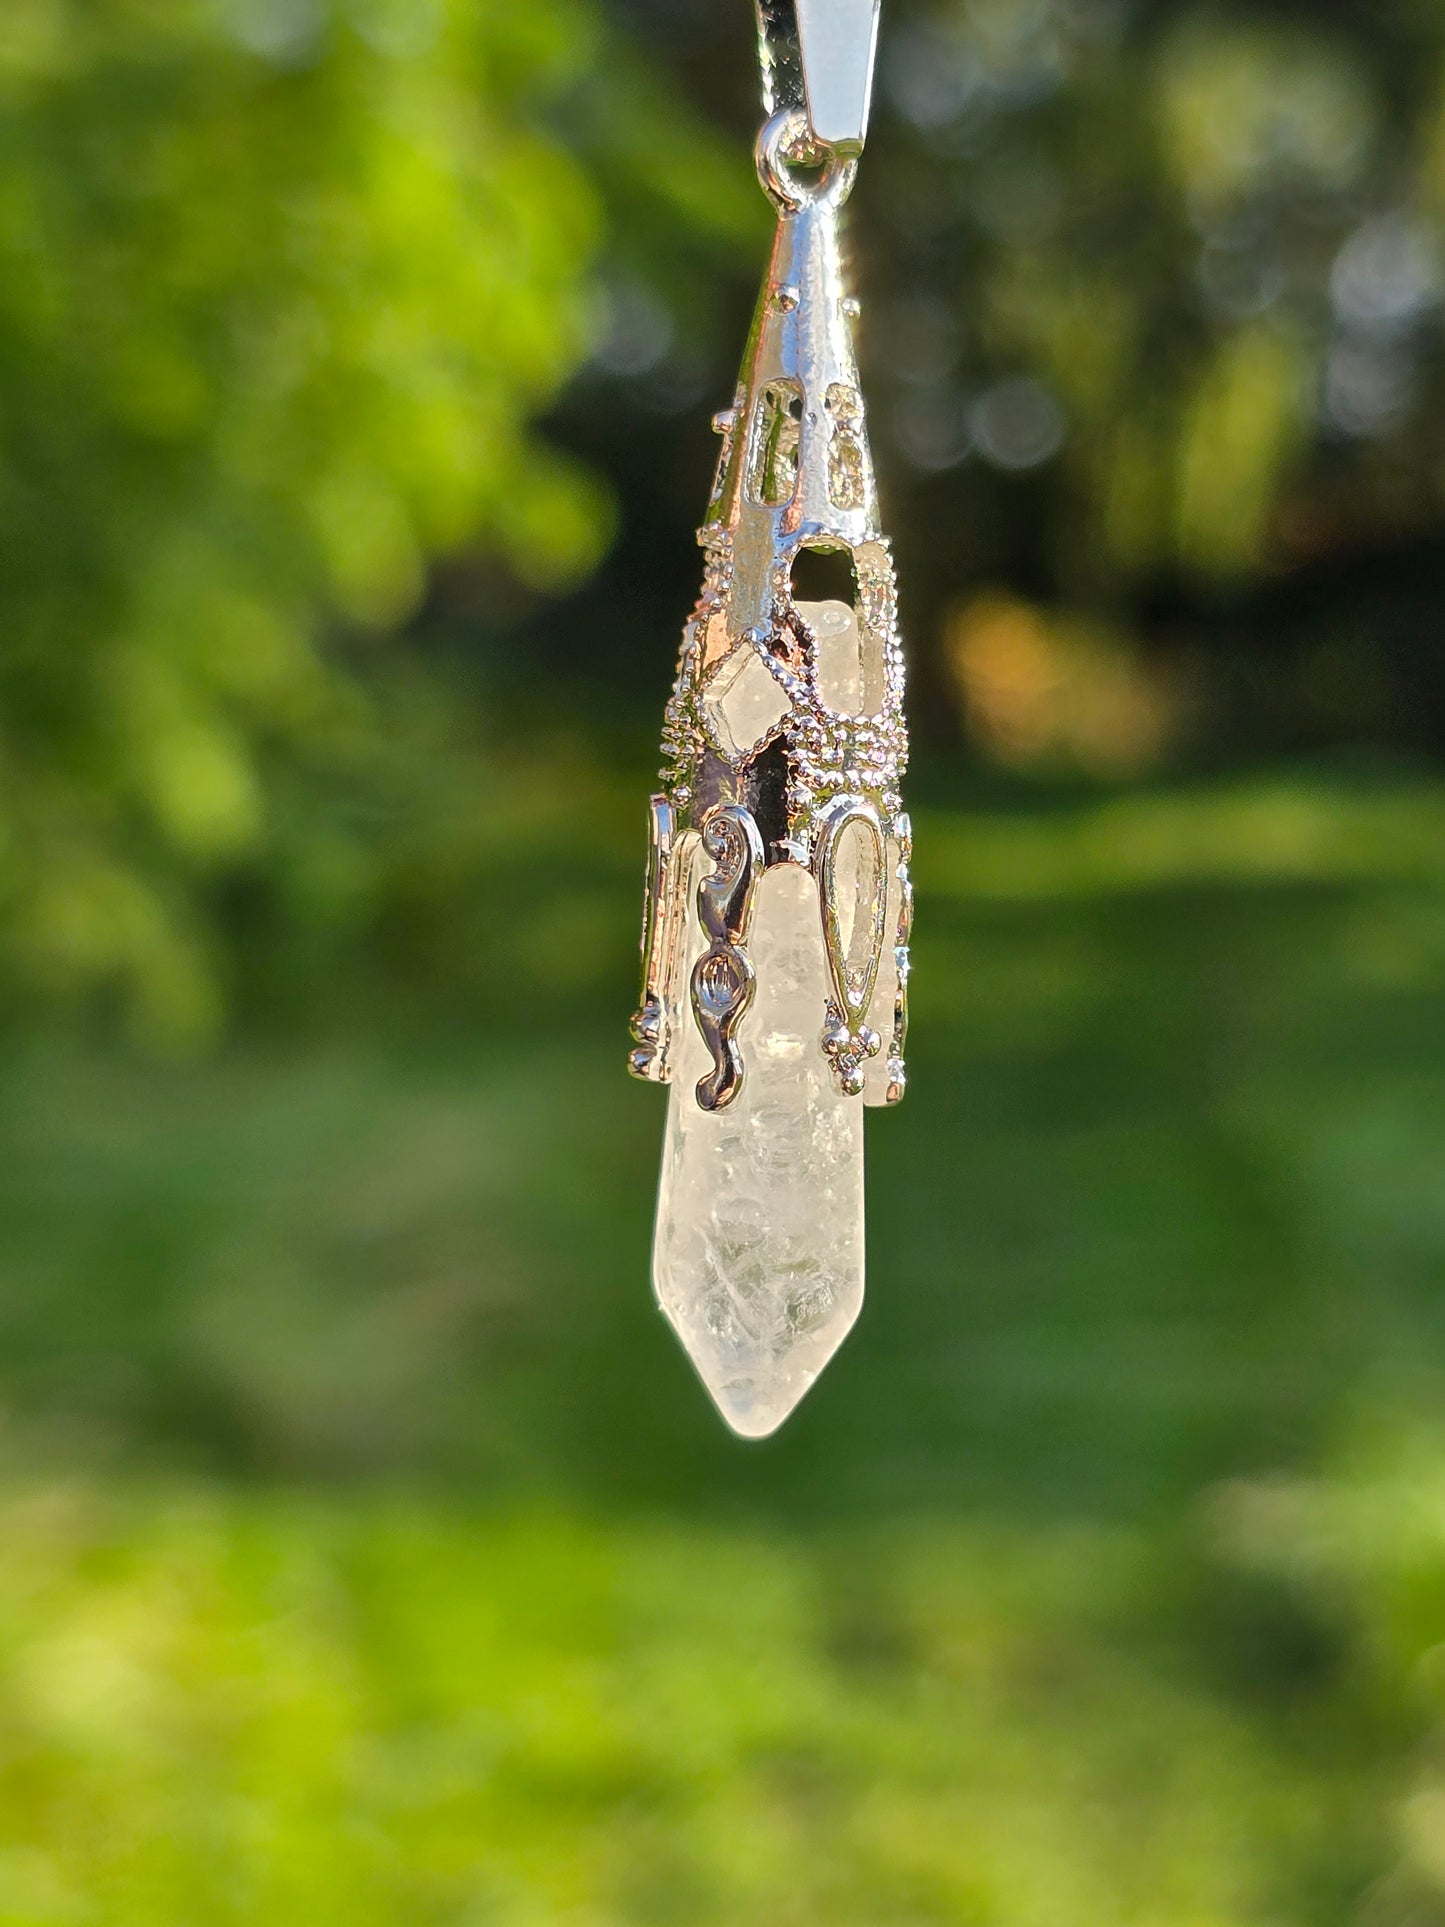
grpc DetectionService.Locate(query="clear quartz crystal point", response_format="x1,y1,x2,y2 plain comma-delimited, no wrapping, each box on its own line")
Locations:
654,857,863,1438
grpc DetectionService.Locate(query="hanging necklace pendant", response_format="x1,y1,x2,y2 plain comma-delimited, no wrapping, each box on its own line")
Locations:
629,76,910,1438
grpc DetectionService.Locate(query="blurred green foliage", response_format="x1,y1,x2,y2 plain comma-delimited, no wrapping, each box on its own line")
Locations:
7,4,1445,1919
0,0,750,1045
5,0,1445,1036
5,773,1445,1918
581,0,1445,768
841,0,1445,593
0,1494,1398,1923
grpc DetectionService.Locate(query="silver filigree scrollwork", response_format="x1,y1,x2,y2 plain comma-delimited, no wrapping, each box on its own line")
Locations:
691,804,765,1111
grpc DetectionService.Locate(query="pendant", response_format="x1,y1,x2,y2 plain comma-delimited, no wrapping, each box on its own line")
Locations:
629,9,909,1438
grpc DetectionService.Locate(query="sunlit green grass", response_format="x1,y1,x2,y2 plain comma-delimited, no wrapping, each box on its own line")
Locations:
0,1487,1407,1925
6,771,1445,1922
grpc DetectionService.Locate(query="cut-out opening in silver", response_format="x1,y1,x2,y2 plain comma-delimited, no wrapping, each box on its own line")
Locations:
789,543,886,718
747,378,803,505
824,381,867,509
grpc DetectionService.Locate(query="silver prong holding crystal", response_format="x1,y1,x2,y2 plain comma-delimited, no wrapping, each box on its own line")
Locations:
629,8,908,1437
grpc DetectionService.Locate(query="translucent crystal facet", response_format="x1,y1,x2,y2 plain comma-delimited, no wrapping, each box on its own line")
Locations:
653,858,864,1437
699,643,790,759
799,597,864,715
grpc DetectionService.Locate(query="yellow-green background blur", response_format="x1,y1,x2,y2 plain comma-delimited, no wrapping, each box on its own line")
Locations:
6,0,1445,1920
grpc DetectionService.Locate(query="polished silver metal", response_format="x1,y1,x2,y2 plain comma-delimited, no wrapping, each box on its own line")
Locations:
629,36,910,1112
690,804,765,1111
755,0,881,155
628,794,684,1083
795,0,881,153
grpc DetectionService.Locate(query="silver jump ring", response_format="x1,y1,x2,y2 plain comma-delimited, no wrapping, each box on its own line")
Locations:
754,108,857,213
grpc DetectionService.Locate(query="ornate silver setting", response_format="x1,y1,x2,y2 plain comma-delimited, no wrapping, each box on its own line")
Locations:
629,88,911,1113
690,803,764,1111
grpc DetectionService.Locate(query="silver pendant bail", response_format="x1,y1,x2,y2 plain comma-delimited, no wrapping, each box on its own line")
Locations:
754,0,882,158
